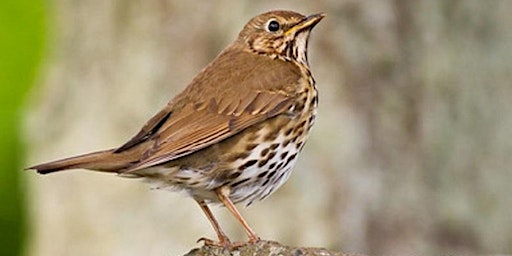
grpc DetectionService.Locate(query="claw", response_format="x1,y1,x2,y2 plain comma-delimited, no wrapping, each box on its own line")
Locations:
197,237,231,248
247,236,261,244
196,237,250,249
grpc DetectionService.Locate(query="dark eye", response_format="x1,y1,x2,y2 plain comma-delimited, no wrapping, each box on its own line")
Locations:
267,20,280,32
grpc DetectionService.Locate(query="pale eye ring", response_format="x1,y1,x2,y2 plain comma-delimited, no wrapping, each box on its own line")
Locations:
266,19,280,32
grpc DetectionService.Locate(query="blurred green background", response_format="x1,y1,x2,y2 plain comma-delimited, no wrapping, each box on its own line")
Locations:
4,0,512,256
0,1,46,256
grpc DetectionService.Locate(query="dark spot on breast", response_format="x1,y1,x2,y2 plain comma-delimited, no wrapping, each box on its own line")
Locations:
240,193,254,205
245,144,258,151
294,120,307,132
268,186,276,196
267,170,276,179
229,152,250,161
283,139,291,147
275,168,289,182
308,115,314,124
232,178,250,187
296,141,304,149
220,180,231,187
311,94,318,107
280,151,289,160
284,127,293,136
305,69,312,78
260,147,270,157
275,162,284,171
270,143,279,150
228,172,242,179
257,171,268,178
238,159,257,171
269,162,276,169
266,152,276,161
284,153,297,167
258,158,270,168
295,128,304,138
261,178,270,187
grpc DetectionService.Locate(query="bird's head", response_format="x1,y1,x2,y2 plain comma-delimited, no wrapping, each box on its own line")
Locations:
236,10,325,66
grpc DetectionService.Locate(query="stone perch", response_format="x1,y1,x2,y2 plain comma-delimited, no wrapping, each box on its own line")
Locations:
184,240,361,256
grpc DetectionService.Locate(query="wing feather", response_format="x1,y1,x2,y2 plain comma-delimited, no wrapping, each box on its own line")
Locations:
116,49,301,172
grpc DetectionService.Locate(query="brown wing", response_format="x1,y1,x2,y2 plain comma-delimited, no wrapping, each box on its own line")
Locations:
117,48,302,172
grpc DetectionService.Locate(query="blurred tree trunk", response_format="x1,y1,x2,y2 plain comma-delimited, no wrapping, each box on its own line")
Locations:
25,1,512,256
318,1,512,255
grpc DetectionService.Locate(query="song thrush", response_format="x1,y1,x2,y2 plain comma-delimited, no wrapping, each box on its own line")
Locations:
28,10,324,246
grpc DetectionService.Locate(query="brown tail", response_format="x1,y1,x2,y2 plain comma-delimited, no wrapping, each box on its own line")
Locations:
27,149,136,174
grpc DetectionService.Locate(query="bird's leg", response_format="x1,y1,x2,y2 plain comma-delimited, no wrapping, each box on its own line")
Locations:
195,199,231,247
216,186,260,244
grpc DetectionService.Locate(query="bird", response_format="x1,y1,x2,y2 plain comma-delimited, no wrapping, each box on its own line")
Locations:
28,10,324,247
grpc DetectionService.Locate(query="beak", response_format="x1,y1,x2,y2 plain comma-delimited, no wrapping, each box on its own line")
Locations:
284,12,325,36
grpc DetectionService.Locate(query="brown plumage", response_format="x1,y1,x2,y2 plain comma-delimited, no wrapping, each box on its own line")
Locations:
28,10,324,247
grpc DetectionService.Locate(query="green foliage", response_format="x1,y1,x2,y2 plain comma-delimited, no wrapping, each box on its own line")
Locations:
0,1,46,255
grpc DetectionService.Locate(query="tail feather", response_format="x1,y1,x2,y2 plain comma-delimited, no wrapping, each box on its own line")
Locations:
27,149,136,174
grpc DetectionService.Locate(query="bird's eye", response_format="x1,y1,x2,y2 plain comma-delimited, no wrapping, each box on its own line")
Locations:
267,20,280,32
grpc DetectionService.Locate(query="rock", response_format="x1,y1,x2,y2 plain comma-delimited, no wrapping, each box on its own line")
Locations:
183,240,359,256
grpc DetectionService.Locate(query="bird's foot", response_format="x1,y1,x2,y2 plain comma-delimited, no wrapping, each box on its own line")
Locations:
247,236,261,244
196,237,249,249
